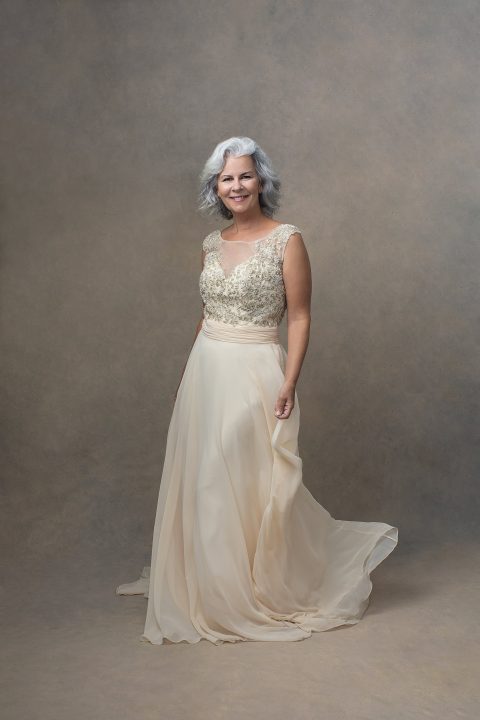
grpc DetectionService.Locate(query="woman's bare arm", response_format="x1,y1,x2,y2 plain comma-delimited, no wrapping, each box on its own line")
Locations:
174,249,206,399
274,232,312,420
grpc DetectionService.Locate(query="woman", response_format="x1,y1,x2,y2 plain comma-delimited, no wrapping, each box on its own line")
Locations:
116,136,398,645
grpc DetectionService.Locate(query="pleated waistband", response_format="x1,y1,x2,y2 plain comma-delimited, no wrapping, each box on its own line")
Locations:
201,317,279,344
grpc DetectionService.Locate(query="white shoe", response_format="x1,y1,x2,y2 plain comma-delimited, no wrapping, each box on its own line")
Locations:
116,566,150,595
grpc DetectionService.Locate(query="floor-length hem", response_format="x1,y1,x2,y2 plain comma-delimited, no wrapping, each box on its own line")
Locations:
137,520,398,645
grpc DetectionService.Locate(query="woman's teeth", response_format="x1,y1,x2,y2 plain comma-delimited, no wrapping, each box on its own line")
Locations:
231,196,248,202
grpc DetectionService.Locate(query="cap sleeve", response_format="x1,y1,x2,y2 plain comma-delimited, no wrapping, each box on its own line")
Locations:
202,231,219,254
276,224,302,261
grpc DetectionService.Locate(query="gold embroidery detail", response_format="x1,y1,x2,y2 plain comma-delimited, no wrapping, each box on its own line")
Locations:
199,224,301,327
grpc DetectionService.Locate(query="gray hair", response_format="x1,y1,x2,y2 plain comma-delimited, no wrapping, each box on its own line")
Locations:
197,136,281,219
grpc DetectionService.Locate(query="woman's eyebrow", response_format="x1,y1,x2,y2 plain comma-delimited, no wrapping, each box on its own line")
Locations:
219,171,253,178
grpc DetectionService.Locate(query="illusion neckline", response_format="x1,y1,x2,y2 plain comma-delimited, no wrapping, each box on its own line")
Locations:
218,224,286,244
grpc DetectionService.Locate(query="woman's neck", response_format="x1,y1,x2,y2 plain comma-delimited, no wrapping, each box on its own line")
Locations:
228,211,269,234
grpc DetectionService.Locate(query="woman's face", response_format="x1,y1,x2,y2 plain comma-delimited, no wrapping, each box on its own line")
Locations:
216,154,262,215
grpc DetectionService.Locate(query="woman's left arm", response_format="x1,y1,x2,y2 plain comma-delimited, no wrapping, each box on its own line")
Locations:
274,232,312,420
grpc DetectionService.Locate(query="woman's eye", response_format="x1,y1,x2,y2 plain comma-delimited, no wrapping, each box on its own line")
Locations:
222,175,252,181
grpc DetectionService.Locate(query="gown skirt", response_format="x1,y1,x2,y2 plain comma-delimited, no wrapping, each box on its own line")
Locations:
117,317,398,645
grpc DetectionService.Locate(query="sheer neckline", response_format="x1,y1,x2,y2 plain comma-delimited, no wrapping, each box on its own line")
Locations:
218,224,285,244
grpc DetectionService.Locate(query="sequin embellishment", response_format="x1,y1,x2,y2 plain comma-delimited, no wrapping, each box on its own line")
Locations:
199,223,302,327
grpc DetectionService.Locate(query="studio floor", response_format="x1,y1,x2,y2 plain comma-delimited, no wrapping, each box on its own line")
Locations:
2,538,478,720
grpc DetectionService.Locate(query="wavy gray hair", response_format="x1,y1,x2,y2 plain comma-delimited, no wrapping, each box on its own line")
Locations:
197,136,281,219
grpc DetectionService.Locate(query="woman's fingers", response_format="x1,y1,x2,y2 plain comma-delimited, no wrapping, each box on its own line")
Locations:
275,396,294,419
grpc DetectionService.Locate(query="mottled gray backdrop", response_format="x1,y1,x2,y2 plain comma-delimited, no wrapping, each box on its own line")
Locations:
1,0,479,577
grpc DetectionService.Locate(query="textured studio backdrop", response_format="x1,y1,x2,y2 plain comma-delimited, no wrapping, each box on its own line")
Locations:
1,0,479,576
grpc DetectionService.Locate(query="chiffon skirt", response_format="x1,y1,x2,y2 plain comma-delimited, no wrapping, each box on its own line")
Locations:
116,317,398,645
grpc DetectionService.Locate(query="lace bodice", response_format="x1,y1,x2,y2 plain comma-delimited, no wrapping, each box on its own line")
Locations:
199,223,302,327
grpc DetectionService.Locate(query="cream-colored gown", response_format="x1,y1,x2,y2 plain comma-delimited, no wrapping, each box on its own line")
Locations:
116,223,398,645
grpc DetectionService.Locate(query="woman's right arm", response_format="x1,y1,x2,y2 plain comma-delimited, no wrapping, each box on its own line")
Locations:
173,248,206,400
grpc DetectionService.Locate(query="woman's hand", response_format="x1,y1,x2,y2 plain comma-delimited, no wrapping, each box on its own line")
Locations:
274,381,295,420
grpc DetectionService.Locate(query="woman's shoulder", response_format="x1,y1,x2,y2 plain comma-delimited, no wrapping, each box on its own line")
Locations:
273,224,305,261
202,229,220,252
273,222,303,249
276,222,302,236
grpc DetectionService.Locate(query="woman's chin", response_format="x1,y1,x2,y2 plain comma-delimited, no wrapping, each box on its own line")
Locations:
229,201,259,215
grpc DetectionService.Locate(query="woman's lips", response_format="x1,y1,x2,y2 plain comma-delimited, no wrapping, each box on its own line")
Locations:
230,195,249,202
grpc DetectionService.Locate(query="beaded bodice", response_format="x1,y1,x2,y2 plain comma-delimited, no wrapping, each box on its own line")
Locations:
199,223,301,327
